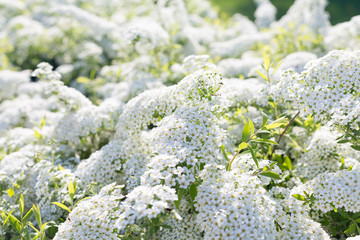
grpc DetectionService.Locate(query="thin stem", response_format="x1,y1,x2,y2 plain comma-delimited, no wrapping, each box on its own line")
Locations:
274,102,278,119
251,168,263,176
266,69,271,84
268,111,300,160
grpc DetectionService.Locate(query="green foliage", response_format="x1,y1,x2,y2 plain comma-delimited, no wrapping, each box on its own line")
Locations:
1,194,53,240
319,209,360,238
336,123,360,152
52,180,90,214
227,113,291,173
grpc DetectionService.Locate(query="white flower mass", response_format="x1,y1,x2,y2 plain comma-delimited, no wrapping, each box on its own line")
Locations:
1,0,360,239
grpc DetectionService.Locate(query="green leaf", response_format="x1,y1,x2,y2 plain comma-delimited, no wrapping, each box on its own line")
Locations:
40,222,49,232
21,230,30,240
73,197,91,208
68,182,75,203
45,225,58,239
248,145,259,169
77,76,90,84
90,69,97,79
22,209,33,224
73,181,77,193
28,222,40,234
283,156,292,170
350,145,360,151
261,112,268,128
40,117,46,128
355,218,360,223
344,223,356,234
3,209,14,225
337,139,350,144
34,130,42,139
272,60,283,74
162,224,173,230
252,138,279,145
189,184,197,201
32,234,40,240
339,219,350,225
58,164,65,171
174,200,181,210
292,194,306,201
265,117,288,130
259,171,281,180
256,70,268,82
221,145,229,162
340,156,345,169
68,181,75,196
330,225,337,236
19,194,24,216
174,189,186,210
8,214,20,232
238,142,248,152
32,205,42,227
8,188,14,198
242,121,251,142
248,119,255,136
339,211,351,219
51,202,71,213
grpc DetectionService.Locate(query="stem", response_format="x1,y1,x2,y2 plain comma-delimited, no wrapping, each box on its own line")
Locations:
268,111,300,160
251,168,263,176
274,102,278,119
266,69,270,84
227,128,262,171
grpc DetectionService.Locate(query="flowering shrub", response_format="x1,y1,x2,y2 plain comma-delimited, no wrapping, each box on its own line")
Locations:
1,0,360,239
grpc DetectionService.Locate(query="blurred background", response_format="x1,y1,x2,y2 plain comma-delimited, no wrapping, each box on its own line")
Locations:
210,0,360,24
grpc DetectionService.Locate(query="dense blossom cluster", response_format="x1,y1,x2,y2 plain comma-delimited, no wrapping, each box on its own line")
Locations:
54,183,124,240
33,160,76,222
154,199,203,240
293,170,360,213
270,50,360,129
1,0,360,239
295,127,360,180
115,185,177,232
195,164,278,239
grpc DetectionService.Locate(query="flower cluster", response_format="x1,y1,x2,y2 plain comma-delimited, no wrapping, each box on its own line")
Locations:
270,50,360,129
295,127,360,180
54,183,124,240
293,169,360,213
115,185,177,232
33,161,76,222
195,164,278,239
1,0,360,239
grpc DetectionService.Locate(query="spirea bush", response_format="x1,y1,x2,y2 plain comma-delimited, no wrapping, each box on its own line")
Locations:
1,0,360,239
